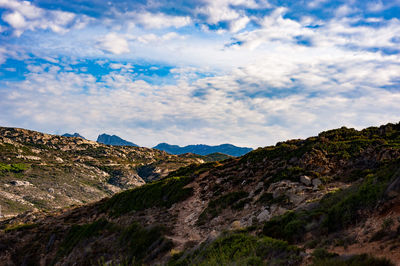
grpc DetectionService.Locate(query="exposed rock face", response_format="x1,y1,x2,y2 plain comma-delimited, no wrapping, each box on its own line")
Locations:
0,127,203,218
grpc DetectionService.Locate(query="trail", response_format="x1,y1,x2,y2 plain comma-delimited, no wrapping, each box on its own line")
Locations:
167,173,208,251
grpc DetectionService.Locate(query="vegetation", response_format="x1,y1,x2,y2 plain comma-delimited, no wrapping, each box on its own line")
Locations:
120,222,173,263
0,162,28,174
103,175,193,216
4,223,37,233
311,252,394,266
168,232,301,266
243,123,400,166
58,219,110,256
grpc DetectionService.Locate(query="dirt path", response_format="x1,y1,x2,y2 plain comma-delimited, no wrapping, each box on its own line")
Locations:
167,173,208,251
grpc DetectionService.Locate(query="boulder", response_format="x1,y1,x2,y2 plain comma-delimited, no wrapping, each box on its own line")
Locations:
10,180,32,187
312,178,322,188
257,209,270,222
300,175,312,186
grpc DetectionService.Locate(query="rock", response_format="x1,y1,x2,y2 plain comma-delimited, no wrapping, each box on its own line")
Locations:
48,188,55,193
257,209,270,222
10,180,32,187
312,178,322,188
288,193,306,205
300,175,312,186
231,220,242,230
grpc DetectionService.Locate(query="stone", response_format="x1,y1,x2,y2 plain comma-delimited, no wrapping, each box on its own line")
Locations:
231,220,242,230
312,178,322,188
300,175,312,186
10,180,32,187
257,209,270,222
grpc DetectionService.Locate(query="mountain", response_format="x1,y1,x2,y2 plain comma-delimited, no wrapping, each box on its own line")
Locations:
154,143,253,156
0,127,203,218
1,122,400,265
62,133,86,139
97,133,138,146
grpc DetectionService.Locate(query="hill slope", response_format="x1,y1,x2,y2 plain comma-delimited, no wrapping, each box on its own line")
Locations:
97,133,138,146
153,143,253,156
0,127,203,218
1,123,400,265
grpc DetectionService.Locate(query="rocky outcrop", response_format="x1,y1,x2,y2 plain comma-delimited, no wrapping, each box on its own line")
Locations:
0,127,202,218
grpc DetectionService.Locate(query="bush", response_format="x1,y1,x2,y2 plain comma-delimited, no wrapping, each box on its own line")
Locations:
120,222,173,263
168,233,301,266
58,219,109,256
103,176,194,216
0,162,28,174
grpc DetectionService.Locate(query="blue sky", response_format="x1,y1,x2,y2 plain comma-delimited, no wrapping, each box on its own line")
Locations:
0,0,400,148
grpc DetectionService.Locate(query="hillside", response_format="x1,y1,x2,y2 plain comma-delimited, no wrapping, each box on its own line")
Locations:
0,127,203,218
1,123,400,265
153,143,253,156
97,134,138,147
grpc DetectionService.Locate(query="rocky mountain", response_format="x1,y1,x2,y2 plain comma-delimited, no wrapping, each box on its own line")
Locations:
154,143,253,156
62,133,86,139
1,122,400,265
0,127,204,219
97,133,138,147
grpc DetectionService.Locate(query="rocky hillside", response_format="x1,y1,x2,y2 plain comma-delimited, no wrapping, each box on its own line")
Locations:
1,123,400,265
0,127,203,219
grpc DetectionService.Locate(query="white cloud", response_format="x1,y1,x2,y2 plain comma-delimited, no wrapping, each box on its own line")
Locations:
128,12,191,29
0,0,90,36
98,33,130,55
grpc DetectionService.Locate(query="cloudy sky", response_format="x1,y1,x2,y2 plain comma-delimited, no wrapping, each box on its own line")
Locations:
0,0,399,148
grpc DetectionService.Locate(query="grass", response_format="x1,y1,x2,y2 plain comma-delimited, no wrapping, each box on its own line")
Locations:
168,232,301,266
197,191,249,225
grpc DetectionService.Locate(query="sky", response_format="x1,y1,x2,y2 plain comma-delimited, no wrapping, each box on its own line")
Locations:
0,0,400,148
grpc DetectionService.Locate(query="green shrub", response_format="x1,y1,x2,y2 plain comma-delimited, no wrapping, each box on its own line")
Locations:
4,223,37,233
103,176,193,216
120,222,173,263
168,233,301,266
0,162,29,173
58,219,109,256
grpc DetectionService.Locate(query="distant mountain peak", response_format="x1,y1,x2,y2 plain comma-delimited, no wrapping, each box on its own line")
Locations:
97,133,138,147
153,143,252,156
62,133,86,139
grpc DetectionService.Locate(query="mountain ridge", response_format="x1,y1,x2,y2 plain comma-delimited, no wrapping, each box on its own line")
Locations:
62,133,86,139
97,133,138,147
153,142,253,156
